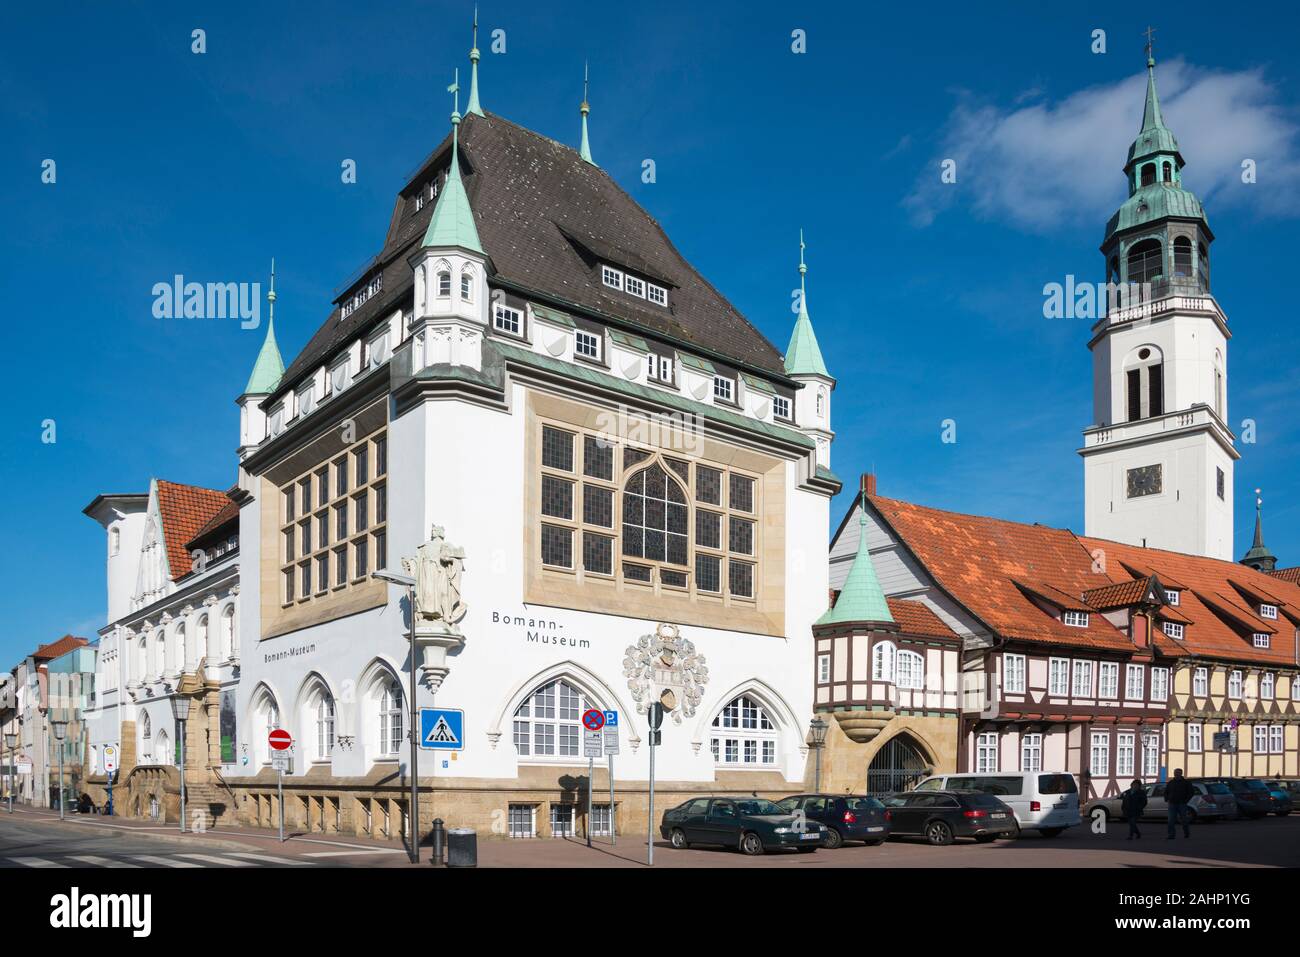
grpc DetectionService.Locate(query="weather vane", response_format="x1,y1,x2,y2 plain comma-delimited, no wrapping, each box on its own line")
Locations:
1143,25,1156,60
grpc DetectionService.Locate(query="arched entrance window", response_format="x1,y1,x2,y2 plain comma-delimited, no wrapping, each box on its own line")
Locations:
709,694,778,766
512,678,598,759
866,734,931,795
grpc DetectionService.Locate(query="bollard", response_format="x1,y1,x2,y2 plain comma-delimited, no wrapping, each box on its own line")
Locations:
430,818,446,866
446,827,478,868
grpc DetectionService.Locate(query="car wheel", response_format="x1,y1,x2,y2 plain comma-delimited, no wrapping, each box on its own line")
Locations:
822,827,844,850
740,831,765,856
1038,827,1065,838
669,828,690,850
925,820,954,846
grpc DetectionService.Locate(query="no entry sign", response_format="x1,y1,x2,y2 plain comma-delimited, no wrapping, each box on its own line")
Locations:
269,729,293,751
581,709,605,732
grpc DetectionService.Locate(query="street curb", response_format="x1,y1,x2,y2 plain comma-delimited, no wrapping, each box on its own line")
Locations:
9,811,286,855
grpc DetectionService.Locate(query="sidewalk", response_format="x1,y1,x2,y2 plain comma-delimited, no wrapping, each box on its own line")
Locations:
2,804,413,865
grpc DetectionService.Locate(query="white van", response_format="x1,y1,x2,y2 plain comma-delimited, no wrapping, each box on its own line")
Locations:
914,772,1081,836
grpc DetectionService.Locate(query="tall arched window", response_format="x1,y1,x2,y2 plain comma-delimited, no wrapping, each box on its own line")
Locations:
512,678,595,758
1162,161,1173,183
379,680,403,756
816,387,827,418
1198,243,1210,291
221,605,236,660
710,694,777,766
873,641,897,682
155,728,170,766
137,637,147,682
153,630,165,678
622,463,688,568
142,711,152,740
1173,236,1193,278
1124,345,1164,421
1126,238,1163,288
196,615,210,665
436,270,451,298
1214,350,1225,419
251,689,280,765
1140,163,1156,187
316,691,336,760
460,268,473,301
172,623,186,674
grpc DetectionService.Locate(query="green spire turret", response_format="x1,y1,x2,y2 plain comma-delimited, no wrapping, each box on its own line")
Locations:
422,68,484,254
245,259,285,395
579,62,595,166
815,493,894,626
783,230,831,378
466,6,484,117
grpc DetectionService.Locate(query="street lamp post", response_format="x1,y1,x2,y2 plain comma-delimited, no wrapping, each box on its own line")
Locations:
51,720,67,820
170,697,191,833
4,732,16,813
809,717,829,793
374,570,420,864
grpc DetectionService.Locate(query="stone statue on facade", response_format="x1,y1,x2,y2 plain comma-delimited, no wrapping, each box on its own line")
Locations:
403,525,467,634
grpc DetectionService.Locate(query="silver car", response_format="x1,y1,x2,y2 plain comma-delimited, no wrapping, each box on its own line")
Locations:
1088,780,1234,823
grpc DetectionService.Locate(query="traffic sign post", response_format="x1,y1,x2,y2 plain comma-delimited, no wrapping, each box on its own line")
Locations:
269,729,293,842
103,746,118,816
604,711,619,845
647,702,664,866
581,710,604,848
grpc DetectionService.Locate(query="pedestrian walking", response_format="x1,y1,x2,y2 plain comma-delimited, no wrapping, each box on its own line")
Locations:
1121,779,1147,839
1165,768,1194,839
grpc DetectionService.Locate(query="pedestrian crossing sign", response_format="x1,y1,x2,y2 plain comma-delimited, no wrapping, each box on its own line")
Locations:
419,708,465,751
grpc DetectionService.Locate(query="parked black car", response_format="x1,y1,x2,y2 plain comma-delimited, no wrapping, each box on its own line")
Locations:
882,789,1018,845
775,793,892,848
1206,778,1275,819
660,796,826,855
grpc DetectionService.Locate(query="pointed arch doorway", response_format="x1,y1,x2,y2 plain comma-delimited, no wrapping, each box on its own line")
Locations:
866,733,931,795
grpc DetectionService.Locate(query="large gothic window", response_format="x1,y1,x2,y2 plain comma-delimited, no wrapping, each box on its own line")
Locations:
512,678,597,759
710,694,777,766
536,425,759,598
622,463,688,567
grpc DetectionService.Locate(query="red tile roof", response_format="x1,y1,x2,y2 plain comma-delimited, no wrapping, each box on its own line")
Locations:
156,480,232,581
868,495,1135,651
32,635,89,661
184,497,240,551
1079,537,1300,668
1267,567,1300,586
1083,577,1159,610
886,598,959,640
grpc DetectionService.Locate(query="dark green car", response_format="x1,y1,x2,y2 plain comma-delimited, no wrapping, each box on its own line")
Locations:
660,796,825,855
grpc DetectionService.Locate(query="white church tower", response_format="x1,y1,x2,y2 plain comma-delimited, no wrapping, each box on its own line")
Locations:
1080,44,1237,560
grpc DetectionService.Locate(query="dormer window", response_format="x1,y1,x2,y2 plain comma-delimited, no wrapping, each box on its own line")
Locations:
437,271,451,298
625,275,645,298
601,266,623,290
1253,633,1271,649
772,395,791,421
1260,604,1278,620
493,303,523,337
340,272,383,319
647,283,667,307
713,375,734,404
414,192,426,212
1063,611,1090,629
647,353,674,385
1165,589,1180,606
575,329,602,362
1163,621,1184,640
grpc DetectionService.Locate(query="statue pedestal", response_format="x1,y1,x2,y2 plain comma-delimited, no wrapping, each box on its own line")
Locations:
413,623,464,692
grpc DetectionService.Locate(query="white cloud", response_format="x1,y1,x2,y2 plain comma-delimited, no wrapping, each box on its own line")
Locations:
905,59,1300,232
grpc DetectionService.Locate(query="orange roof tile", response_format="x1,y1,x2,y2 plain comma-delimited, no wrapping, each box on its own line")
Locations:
184,497,239,551
156,480,232,581
1080,537,1300,668
1267,567,1300,586
886,598,960,639
868,496,1133,652
32,635,88,661
1083,577,1160,609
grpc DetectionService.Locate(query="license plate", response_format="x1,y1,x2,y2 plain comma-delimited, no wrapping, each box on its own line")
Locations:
866,826,883,832
992,813,1007,818
801,832,820,840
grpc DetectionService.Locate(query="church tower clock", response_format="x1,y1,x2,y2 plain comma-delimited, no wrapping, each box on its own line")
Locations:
1079,42,1238,560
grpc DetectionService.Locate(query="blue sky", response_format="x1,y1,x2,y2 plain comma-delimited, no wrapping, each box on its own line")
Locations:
3,1,1299,664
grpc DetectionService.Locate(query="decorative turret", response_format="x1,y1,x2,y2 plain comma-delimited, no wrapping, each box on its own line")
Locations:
408,69,489,371
579,62,595,166
816,492,893,627
1240,490,1278,572
237,260,286,457
784,231,834,468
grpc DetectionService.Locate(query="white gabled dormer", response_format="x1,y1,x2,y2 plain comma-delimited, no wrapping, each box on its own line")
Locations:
407,98,488,372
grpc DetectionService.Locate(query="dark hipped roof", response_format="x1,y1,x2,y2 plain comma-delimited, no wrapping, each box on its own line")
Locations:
269,111,787,402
